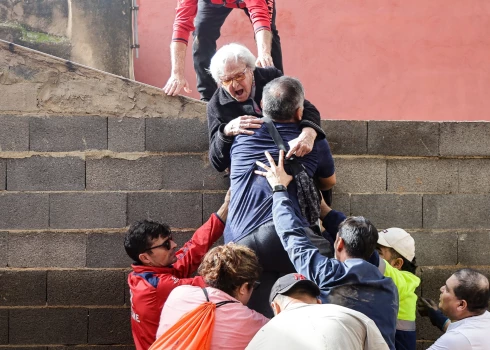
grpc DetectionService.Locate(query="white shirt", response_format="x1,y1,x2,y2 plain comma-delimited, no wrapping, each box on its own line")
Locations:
429,311,490,350
246,302,389,350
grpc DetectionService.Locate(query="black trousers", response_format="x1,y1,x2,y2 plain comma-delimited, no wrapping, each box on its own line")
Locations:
236,221,332,318
192,0,283,101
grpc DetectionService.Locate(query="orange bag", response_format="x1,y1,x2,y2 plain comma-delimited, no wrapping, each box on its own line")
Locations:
149,288,238,350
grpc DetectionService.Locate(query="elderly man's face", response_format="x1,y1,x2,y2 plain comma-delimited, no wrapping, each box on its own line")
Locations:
220,61,253,102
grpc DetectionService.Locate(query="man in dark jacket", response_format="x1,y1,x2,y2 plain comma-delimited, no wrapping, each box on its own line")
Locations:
206,43,325,173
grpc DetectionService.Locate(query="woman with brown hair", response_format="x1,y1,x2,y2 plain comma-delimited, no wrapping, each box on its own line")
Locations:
155,243,269,349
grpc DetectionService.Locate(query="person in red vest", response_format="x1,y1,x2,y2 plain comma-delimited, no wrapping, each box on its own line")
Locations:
163,0,282,102
124,191,230,350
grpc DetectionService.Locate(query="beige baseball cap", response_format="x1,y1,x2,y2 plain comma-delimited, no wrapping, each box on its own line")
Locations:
377,228,415,262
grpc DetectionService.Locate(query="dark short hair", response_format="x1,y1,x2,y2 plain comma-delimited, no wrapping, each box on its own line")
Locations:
283,285,318,299
124,220,172,264
338,216,378,261
453,268,489,314
262,76,304,121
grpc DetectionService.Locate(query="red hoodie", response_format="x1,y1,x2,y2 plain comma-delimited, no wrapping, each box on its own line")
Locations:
127,213,225,350
172,0,273,44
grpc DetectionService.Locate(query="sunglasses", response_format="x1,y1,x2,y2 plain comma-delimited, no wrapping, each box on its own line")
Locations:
146,234,173,251
220,69,248,87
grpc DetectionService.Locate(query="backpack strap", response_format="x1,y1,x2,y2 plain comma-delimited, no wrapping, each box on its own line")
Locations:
262,116,304,176
262,116,287,153
201,287,239,308
201,287,210,302
215,300,239,308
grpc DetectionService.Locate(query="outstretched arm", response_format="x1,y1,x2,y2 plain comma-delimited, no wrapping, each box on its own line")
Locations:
255,29,273,68
163,42,192,96
285,104,326,158
172,190,230,277
255,151,338,284
164,0,197,96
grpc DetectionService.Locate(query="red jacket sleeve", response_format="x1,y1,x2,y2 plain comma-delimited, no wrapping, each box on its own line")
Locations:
245,0,272,34
172,0,271,44
172,213,225,278
172,0,198,44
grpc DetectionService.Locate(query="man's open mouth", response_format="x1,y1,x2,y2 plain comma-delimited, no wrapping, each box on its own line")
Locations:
235,89,244,97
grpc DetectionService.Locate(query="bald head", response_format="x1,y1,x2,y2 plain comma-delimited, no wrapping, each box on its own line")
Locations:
453,269,489,314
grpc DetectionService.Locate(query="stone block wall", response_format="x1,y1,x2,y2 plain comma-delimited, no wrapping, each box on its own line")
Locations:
1,40,489,349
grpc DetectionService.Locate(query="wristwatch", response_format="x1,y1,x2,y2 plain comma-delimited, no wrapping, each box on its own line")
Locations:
273,184,287,193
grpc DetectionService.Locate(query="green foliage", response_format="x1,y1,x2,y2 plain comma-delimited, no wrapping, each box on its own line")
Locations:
0,21,67,44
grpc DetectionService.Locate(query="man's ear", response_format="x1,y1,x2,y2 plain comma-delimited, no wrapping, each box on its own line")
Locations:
392,257,404,270
139,252,152,266
458,299,468,312
336,236,345,252
316,298,322,304
271,301,281,316
294,106,304,121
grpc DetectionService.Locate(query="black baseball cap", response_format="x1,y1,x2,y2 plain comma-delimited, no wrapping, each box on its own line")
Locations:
269,273,321,304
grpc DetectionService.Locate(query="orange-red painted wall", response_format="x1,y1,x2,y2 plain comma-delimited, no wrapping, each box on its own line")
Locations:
134,0,490,121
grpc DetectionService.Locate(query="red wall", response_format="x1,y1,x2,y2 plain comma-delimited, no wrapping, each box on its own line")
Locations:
134,0,490,121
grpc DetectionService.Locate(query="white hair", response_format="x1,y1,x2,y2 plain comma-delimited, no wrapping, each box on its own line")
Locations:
208,43,256,83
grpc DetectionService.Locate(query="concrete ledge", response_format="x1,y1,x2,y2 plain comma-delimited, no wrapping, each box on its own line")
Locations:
440,122,490,156
0,40,206,118
368,121,439,156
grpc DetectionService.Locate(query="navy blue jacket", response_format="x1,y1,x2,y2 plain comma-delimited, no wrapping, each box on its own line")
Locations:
273,192,398,350
321,209,417,350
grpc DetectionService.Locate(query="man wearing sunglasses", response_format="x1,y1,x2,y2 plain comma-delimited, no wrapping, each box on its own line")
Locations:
124,191,230,350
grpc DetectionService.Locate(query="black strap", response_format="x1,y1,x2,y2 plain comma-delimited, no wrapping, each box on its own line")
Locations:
215,300,239,308
201,287,210,302
262,117,304,176
262,116,288,152
201,287,239,308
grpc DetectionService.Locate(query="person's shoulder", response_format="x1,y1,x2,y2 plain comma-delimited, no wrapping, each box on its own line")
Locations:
431,328,473,350
168,284,201,300
313,138,330,149
207,90,223,110
254,67,283,82
353,259,398,288
235,124,268,142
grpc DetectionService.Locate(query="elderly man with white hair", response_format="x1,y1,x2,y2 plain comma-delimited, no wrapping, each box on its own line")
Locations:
206,43,326,173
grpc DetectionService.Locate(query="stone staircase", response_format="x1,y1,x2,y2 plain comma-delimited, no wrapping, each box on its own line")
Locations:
1,40,489,349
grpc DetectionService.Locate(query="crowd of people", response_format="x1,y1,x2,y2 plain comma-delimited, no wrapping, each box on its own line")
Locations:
125,2,489,348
